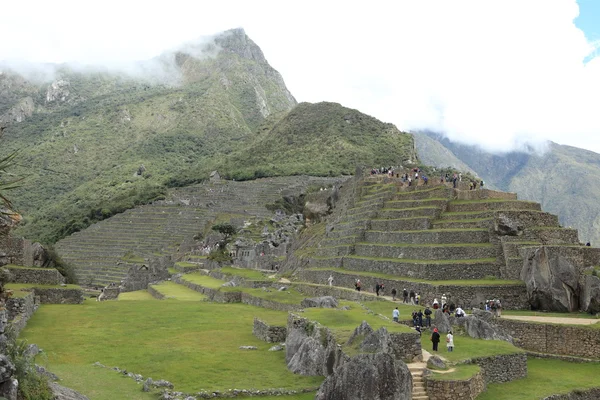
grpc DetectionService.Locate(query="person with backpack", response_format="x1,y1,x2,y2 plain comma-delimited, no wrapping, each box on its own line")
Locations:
391,288,397,301
424,306,432,327
375,283,381,296
446,331,454,352
417,309,424,327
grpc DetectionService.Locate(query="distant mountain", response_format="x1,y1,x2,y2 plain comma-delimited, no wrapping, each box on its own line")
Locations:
0,29,417,245
415,132,600,245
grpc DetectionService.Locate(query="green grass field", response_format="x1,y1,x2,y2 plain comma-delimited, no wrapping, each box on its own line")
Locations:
20,300,321,398
149,281,207,301
479,358,600,400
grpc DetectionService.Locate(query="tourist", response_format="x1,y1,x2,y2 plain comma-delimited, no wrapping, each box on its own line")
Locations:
423,175,428,185
412,310,418,327
375,283,381,296
496,299,502,317
415,325,422,335
480,180,485,190
403,288,408,303
391,287,397,301
392,307,400,323
432,298,439,309
410,290,416,305
327,275,334,287
417,309,424,327
416,293,421,305
424,306,432,327
441,293,448,308
455,306,465,318
355,279,362,292
446,331,454,352
431,328,441,352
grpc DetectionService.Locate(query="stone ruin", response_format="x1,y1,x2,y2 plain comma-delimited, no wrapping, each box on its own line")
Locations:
120,255,173,292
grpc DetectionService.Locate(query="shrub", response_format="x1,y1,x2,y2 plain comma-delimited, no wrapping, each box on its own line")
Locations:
44,246,78,284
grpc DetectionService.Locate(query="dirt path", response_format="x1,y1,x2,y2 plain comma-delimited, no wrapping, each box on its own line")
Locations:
501,315,600,325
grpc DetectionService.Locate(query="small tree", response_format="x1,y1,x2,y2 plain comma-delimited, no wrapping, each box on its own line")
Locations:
208,223,238,263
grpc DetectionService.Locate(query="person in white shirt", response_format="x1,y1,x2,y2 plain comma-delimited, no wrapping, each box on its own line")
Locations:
392,307,400,322
327,275,333,286
455,307,465,317
446,331,454,352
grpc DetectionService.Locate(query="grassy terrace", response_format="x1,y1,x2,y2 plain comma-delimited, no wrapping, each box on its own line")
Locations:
118,290,157,301
362,299,425,321
449,199,538,204
6,283,81,292
3,264,58,271
479,358,600,400
434,218,492,223
356,242,494,248
180,273,307,304
306,267,523,286
428,364,480,381
367,228,488,233
20,301,320,398
220,266,273,280
440,336,524,363
347,255,497,264
150,281,207,301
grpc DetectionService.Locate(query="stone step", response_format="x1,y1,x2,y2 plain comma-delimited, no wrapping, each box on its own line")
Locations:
343,256,500,280
364,229,490,244
447,200,541,213
377,207,442,220
370,217,432,231
354,242,499,260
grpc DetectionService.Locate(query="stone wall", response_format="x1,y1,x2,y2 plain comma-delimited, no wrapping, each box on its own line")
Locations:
6,292,39,335
173,276,243,303
495,318,600,358
470,353,527,383
543,388,600,400
0,236,25,266
297,270,529,309
33,288,85,304
253,317,287,343
425,371,486,400
121,255,173,292
6,267,64,285
292,282,388,303
102,287,120,300
454,189,517,201
389,331,422,362
241,292,302,312
147,285,165,300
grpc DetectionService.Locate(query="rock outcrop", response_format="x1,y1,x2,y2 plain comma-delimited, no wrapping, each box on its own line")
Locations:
433,309,452,333
49,382,90,400
315,352,412,400
456,310,513,342
580,275,600,314
300,296,338,308
521,247,579,312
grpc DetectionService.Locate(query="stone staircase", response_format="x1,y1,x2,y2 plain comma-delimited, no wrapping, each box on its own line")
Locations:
297,172,585,309
408,363,429,400
56,176,342,286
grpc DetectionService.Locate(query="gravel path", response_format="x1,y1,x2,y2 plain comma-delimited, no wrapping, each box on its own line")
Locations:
501,315,600,325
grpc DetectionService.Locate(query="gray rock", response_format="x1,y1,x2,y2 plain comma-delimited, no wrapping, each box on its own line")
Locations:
36,364,59,381
347,321,374,345
239,346,258,350
494,214,523,236
0,355,15,382
301,296,338,308
49,382,90,400
471,308,494,322
581,274,600,314
24,343,40,360
427,355,447,369
360,327,392,354
221,280,237,287
433,309,452,333
521,247,579,312
315,353,412,400
153,380,174,389
143,378,153,392
287,336,326,375
278,286,288,291
0,378,18,400
269,345,284,351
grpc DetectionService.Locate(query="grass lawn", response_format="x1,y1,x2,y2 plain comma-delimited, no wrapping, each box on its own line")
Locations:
20,301,321,396
3,264,58,271
422,335,523,363
220,266,272,280
118,290,157,301
363,299,425,321
428,364,480,381
6,283,82,291
150,281,207,301
478,358,600,399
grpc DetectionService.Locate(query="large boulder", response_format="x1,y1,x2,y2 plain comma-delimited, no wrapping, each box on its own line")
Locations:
301,296,338,308
0,354,15,382
580,275,600,314
521,247,579,312
457,314,513,342
433,309,452,333
315,353,412,400
360,327,392,353
347,321,374,345
49,382,90,400
494,214,523,236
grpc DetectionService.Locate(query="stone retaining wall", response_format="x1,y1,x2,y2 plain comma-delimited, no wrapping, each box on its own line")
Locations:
470,352,527,383
33,288,84,304
354,243,499,260
292,282,387,303
6,292,38,335
253,317,287,343
297,270,529,309
173,276,243,303
454,189,517,201
543,388,600,399
241,293,302,312
6,267,64,285
389,331,422,362
102,287,120,300
495,318,600,358
147,285,165,300
425,371,486,400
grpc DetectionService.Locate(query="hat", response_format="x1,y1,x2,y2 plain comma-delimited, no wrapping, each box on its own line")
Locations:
433,328,438,332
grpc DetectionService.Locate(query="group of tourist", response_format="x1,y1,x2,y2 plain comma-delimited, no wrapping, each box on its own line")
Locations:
400,288,420,305
391,305,454,352
430,328,454,352
485,299,502,316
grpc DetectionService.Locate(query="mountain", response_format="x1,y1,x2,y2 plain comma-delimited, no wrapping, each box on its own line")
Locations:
415,132,600,245
0,29,417,245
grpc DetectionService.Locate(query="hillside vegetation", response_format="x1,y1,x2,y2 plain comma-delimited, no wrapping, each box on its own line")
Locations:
1,29,417,245
415,132,600,245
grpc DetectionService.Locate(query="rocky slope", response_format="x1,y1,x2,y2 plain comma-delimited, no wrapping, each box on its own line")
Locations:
414,132,600,245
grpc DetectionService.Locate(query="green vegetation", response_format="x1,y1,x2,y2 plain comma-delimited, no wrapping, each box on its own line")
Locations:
438,336,524,363
20,301,319,395
6,283,81,291
427,364,480,381
220,266,271,280
364,300,424,321
479,358,600,400
6,332,53,400
149,281,207,301
118,290,157,301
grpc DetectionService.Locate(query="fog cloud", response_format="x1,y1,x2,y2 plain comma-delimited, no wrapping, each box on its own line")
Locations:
1,0,599,153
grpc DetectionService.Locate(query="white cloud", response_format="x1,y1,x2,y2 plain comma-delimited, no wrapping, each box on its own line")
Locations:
0,0,599,153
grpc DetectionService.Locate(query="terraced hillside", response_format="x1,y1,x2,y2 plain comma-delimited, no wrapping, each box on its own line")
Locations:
55,176,343,286
294,173,583,309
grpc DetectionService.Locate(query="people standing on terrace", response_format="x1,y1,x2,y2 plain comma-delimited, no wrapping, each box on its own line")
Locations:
424,306,432,327
391,287,397,301
392,307,400,322
431,328,441,352
433,298,440,309
409,290,416,304
403,288,408,303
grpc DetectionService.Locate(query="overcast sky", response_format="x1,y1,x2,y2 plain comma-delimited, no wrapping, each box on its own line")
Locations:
1,0,599,154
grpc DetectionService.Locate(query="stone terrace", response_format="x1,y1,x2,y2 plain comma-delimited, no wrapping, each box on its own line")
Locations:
299,173,584,308
56,176,342,286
